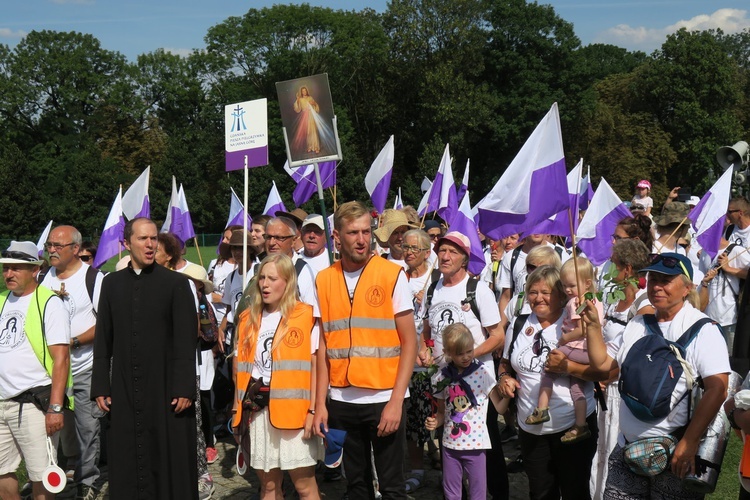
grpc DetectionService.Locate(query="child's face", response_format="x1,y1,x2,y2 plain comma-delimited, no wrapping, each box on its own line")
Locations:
451,346,475,369
637,187,648,195
561,272,592,299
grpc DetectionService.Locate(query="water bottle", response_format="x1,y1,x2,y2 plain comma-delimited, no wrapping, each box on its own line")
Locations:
199,304,216,341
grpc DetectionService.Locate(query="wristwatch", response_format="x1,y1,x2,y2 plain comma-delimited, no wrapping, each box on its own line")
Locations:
48,404,63,414
72,337,81,350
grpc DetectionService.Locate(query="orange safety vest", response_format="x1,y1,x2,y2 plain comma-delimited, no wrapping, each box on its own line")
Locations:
316,256,402,389
232,301,315,430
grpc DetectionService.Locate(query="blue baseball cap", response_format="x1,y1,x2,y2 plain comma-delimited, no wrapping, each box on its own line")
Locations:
321,426,346,468
642,252,693,282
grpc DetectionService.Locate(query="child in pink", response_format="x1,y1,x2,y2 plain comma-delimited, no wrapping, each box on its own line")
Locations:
525,256,603,443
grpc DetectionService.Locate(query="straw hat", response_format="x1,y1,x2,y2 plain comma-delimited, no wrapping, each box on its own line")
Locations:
374,209,418,243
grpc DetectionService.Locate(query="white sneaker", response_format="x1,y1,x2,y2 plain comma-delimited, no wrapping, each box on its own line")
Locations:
198,475,215,500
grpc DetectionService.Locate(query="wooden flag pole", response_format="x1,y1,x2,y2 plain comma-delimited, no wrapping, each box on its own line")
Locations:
656,216,689,254
193,236,205,268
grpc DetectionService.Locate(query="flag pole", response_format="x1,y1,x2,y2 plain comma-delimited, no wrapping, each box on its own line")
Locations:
243,155,250,288
656,216,689,254
313,162,334,265
193,236,205,268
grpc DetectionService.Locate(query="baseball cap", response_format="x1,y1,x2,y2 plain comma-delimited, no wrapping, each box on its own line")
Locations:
637,180,651,189
301,214,325,231
641,252,693,282
437,231,471,257
321,426,347,468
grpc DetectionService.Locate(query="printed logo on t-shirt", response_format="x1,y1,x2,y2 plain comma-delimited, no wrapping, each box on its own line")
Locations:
429,302,464,339
365,285,386,307
259,331,275,372
0,310,26,352
515,334,557,374
284,328,303,348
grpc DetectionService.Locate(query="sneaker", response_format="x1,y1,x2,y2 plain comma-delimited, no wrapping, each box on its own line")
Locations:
198,475,215,500
76,484,99,500
506,455,524,473
20,482,32,500
206,447,218,464
525,407,550,425
500,424,518,443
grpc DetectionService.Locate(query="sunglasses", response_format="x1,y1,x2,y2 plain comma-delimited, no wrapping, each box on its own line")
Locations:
648,253,691,278
80,255,93,263
1,250,38,262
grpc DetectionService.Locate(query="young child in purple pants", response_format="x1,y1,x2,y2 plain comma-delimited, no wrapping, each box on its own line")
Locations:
525,256,603,444
425,323,496,500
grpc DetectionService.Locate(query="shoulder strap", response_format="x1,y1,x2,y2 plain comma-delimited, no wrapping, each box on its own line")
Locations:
642,314,660,336
675,318,715,349
506,313,530,363
430,268,441,285
509,246,522,290
725,224,736,241
294,258,307,277
554,245,563,258
85,266,100,304
425,280,439,314
463,278,481,324
36,266,50,285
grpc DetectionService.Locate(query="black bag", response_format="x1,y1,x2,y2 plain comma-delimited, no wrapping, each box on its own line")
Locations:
241,378,270,412
11,385,53,413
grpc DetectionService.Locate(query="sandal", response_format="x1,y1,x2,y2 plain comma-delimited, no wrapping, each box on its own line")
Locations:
525,407,550,425
404,472,424,493
561,424,591,444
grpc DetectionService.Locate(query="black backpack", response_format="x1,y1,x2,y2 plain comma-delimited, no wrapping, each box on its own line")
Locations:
425,277,482,324
618,315,714,422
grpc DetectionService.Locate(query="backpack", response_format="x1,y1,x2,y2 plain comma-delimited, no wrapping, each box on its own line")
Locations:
37,265,101,315
425,277,481,324
618,315,714,422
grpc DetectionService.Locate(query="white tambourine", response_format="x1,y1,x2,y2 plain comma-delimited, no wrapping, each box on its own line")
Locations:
236,447,247,475
42,437,66,494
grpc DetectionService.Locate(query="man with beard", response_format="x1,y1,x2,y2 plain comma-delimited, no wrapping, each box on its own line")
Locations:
313,201,417,499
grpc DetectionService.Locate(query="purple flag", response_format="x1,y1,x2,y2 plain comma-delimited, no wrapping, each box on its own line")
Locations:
226,188,253,228
365,136,395,213
161,178,195,244
284,161,337,206
579,165,594,211
122,166,150,220
448,192,486,276
687,168,733,259
263,181,287,216
456,159,470,202
576,178,632,266
476,103,569,240
524,159,585,238
94,188,125,269
426,144,458,223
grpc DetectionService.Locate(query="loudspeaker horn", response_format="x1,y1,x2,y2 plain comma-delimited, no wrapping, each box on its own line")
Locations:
717,141,749,171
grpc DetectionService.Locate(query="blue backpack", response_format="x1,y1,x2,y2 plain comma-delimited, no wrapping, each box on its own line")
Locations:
618,315,714,422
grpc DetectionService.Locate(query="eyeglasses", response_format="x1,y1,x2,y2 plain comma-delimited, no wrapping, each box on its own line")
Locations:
79,255,92,262
402,245,427,254
263,234,294,243
532,330,546,356
648,253,691,278
45,242,75,250
1,250,38,262
428,233,441,240
611,234,630,242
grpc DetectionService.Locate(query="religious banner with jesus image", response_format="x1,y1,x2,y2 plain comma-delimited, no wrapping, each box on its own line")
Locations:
276,74,341,167
225,98,269,171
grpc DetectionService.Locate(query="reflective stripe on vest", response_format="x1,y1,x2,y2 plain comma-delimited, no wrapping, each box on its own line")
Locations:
232,302,314,430
0,287,74,410
317,257,402,389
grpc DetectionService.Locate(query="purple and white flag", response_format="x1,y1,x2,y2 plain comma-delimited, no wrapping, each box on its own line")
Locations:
94,188,125,269
36,220,53,258
579,165,594,211
425,144,458,223
393,188,404,210
122,166,150,220
263,181,287,216
448,192,486,276
525,158,585,238
456,159,470,202
576,178,631,266
284,160,337,206
477,103,568,240
417,180,433,217
162,177,195,244
687,168,733,259
365,135,395,213
226,187,253,229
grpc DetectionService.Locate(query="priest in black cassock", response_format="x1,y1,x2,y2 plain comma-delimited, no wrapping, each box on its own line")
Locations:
92,218,198,499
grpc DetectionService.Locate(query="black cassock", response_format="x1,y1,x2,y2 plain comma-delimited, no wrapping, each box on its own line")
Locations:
92,263,198,499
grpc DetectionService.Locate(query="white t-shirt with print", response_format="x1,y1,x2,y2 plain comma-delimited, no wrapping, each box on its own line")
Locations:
425,275,500,368
498,248,527,296
503,314,596,435
328,269,413,405
0,292,70,399
615,306,730,443
210,259,236,325
700,248,741,326
433,361,495,450
41,264,102,376
221,270,247,327
251,309,319,383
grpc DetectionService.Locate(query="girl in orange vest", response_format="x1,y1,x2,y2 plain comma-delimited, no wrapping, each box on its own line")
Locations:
232,254,323,499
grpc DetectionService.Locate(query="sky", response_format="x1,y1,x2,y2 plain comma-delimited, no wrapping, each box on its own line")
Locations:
1,1,749,61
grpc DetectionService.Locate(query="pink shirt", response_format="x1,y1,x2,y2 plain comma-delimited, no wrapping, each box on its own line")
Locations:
562,297,604,349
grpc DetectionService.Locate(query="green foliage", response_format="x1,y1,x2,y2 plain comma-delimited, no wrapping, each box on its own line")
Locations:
1,6,749,243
